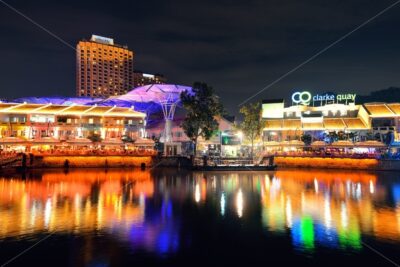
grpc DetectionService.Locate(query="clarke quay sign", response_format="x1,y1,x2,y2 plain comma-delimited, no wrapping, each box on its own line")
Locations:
291,91,356,105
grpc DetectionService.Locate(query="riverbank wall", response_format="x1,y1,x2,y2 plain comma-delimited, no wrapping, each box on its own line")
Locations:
1,154,193,170
153,156,193,168
30,155,152,168
5,154,400,171
275,156,400,171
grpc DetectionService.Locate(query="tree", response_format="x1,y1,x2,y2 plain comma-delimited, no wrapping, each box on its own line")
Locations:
121,135,134,143
301,133,312,146
328,131,338,143
239,102,262,159
87,133,102,143
180,82,224,157
348,132,357,142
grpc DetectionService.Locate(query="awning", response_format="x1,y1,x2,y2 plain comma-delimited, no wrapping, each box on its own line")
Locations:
0,137,26,144
288,140,305,146
29,137,60,145
102,138,124,146
66,138,93,145
134,138,155,147
355,141,387,148
264,140,304,147
330,141,354,147
264,141,281,146
311,141,327,147
280,140,305,146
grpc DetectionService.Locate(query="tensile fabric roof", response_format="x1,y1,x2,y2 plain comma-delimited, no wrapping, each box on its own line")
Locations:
111,84,192,103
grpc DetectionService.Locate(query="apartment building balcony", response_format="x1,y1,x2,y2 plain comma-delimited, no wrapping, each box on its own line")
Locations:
0,136,26,144
28,136,60,145
102,138,124,146
81,123,103,129
57,122,80,127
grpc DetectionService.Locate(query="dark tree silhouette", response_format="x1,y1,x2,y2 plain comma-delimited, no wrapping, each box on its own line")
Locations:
180,82,224,157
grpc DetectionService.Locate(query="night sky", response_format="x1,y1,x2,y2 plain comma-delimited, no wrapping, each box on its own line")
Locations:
1,0,400,114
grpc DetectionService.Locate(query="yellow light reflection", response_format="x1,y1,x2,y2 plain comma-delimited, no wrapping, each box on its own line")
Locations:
286,196,292,228
314,178,318,194
257,169,400,243
195,183,201,203
220,192,226,216
0,170,153,238
370,180,375,194
236,189,243,218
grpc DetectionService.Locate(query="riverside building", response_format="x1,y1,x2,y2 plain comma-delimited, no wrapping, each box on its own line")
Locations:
133,71,166,88
76,35,134,97
262,90,400,154
0,102,146,152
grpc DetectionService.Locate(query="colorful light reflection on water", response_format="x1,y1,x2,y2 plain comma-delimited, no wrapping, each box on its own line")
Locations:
0,169,400,266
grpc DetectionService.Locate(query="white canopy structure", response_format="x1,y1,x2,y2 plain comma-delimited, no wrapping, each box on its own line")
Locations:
109,84,192,143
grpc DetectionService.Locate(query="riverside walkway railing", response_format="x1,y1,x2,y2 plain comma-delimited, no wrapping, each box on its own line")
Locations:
266,151,380,159
28,149,158,157
0,153,22,168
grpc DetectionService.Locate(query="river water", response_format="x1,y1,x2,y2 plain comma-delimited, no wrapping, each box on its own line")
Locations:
0,168,399,266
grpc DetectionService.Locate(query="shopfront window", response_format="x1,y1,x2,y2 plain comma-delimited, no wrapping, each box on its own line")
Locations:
30,114,55,123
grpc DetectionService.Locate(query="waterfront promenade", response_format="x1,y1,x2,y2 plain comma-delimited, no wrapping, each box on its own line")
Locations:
0,149,156,169
3,148,400,171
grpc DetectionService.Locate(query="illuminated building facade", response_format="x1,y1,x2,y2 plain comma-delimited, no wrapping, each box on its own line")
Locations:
146,115,240,157
8,84,194,154
262,91,400,152
0,102,146,151
76,35,134,97
133,71,166,88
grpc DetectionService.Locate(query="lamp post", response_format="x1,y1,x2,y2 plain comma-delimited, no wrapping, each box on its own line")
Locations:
236,131,243,158
236,131,243,143
344,126,348,154
295,127,300,141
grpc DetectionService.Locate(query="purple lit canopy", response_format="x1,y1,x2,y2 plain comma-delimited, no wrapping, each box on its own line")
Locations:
11,84,193,115
94,84,192,142
110,84,192,103
10,85,193,142
119,84,192,142
12,96,102,106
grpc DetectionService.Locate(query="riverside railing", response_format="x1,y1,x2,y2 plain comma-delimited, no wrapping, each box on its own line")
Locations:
34,150,157,157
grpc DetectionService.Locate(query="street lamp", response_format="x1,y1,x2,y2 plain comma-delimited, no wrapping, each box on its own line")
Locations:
236,131,243,143
236,131,244,159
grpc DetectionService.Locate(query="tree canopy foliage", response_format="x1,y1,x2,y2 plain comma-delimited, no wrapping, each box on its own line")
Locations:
239,102,262,159
180,82,224,155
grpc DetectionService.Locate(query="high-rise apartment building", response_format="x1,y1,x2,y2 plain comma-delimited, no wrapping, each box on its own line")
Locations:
76,35,133,97
133,71,166,88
